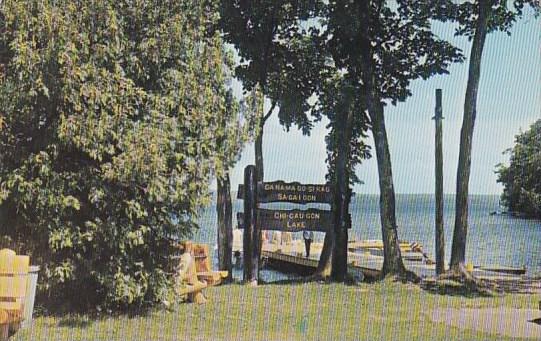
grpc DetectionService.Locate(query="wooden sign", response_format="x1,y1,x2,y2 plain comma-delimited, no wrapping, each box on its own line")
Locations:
257,208,331,232
238,181,332,204
238,209,351,232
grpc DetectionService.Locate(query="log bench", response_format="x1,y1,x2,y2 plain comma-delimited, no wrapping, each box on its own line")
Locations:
0,249,29,340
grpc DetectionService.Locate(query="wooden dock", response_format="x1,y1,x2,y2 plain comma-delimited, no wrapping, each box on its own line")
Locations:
229,230,526,280
231,234,527,280
259,241,442,279
261,247,381,279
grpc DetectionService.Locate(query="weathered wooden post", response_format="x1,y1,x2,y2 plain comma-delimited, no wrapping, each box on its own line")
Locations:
242,165,259,285
217,173,233,283
433,89,445,275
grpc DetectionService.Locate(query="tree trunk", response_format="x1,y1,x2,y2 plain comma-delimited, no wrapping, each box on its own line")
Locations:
331,105,354,282
369,105,407,276
434,89,445,275
243,165,258,284
254,104,276,270
450,1,491,271
358,1,406,277
255,122,264,183
313,228,334,278
216,172,233,282
254,103,276,183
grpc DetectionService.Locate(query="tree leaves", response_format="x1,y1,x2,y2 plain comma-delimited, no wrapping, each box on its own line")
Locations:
496,119,541,218
0,0,241,310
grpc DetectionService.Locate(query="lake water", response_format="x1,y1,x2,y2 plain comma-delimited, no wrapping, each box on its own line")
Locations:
193,194,541,279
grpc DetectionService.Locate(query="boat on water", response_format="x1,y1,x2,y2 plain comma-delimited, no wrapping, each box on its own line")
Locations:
475,265,527,275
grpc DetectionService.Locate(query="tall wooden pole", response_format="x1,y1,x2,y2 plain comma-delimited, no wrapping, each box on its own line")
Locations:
243,165,259,285
217,173,233,282
433,89,445,275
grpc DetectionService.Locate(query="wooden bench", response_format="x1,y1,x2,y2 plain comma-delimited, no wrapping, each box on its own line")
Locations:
172,242,228,304
171,242,208,304
192,243,228,286
177,280,207,304
0,249,29,340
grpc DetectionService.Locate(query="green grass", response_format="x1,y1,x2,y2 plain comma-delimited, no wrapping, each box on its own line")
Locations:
14,280,541,340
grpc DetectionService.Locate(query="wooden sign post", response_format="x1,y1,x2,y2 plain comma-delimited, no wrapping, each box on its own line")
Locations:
238,181,332,204
256,181,333,204
238,208,336,232
238,169,345,284
242,165,258,284
257,208,332,232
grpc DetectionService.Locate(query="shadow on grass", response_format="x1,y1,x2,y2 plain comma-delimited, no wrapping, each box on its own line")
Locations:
420,278,496,298
258,277,318,286
37,303,162,330
53,305,174,329
57,316,93,329
255,272,374,287
528,318,541,325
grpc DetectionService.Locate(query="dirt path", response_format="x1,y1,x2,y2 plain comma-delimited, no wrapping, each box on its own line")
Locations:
432,308,541,339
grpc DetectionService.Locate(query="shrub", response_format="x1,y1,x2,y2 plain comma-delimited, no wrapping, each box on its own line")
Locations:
0,0,235,311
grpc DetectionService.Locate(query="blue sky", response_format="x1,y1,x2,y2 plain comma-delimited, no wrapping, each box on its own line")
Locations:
226,9,540,195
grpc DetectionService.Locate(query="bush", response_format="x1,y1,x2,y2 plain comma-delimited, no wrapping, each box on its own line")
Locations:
0,0,234,311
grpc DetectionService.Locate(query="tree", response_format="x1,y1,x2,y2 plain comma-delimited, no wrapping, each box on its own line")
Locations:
221,1,334,281
219,1,319,182
450,0,492,277
215,84,261,283
0,0,239,310
323,0,463,277
425,0,540,276
314,74,372,280
496,120,541,219
221,2,373,280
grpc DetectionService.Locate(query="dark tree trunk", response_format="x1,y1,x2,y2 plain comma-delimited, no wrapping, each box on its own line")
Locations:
255,123,264,183
216,172,233,282
358,1,406,277
313,91,355,281
370,105,407,276
331,106,354,282
243,165,259,284
254,103,275,272
450,1,491,271
313,228,334,278
254,120,264,265
255,103,276,183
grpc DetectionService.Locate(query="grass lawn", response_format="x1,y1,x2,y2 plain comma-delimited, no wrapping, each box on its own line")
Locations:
14,280,541,341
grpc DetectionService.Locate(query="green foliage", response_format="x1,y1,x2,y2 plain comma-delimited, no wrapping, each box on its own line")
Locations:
0,0,241,311
211,53,262,180
496,120,541,218
326,1,464,105
219,0,321,133
220,1,372,180
318,74,372,186
419,0,540,38
307,0,464,191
